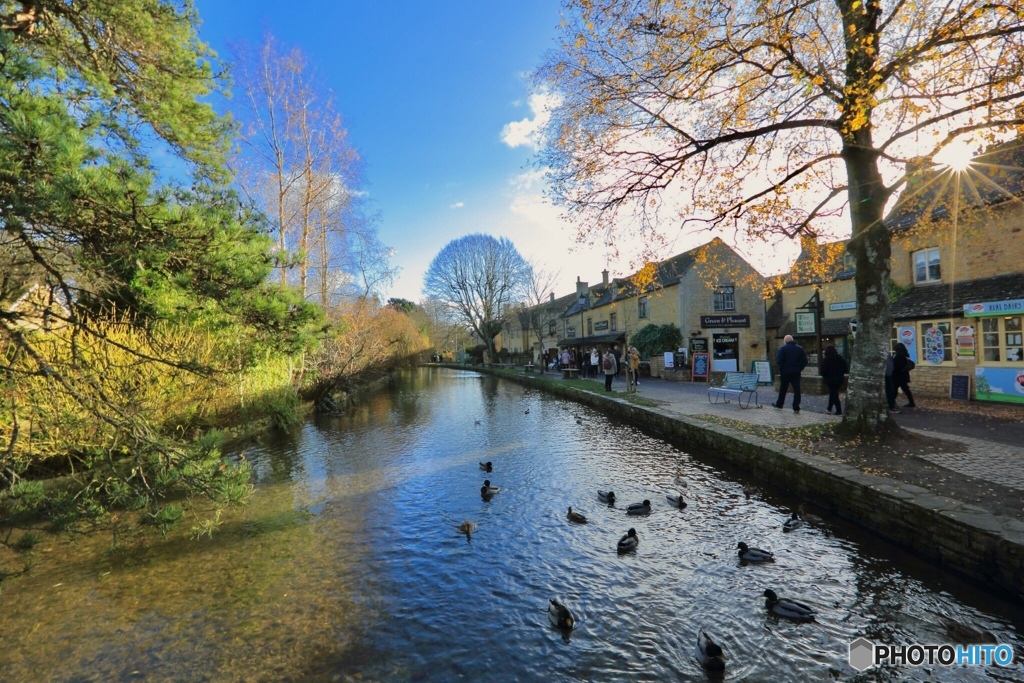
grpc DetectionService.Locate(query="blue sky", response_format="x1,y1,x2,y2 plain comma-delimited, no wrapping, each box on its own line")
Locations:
193,1,797,302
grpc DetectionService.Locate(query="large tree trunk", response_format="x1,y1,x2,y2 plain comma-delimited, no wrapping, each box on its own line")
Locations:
837,128,897,436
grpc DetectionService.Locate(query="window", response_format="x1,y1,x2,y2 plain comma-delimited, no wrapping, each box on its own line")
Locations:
610,312,618,332
713,285,735,312
982,316,1024,364
548,321,556,336
842,252,857,274
638,296,649,319
913,248,941,283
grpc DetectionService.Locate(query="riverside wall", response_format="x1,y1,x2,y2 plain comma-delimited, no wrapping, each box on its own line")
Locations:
459,365,1024,603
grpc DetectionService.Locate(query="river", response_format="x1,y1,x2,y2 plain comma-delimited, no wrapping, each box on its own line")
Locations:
1,367,1022,681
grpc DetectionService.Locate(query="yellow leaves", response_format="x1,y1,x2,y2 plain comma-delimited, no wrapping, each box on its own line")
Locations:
574,34,587,49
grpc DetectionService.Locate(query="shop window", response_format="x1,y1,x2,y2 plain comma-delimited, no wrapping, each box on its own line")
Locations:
713,285,735,312
610,312,617,331
982,316,1024,364
913,248,941,284
638,296,649,319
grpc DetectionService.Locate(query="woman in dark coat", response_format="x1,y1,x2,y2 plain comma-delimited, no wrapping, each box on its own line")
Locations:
819,345,848,415
892,342,916,408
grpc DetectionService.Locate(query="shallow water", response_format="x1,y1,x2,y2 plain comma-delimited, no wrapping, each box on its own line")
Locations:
2,367,1023,681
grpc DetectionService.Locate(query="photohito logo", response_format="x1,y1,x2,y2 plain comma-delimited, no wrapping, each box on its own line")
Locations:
849,637,1014,672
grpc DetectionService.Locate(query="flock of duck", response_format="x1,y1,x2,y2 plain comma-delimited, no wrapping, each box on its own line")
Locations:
466,456,820,674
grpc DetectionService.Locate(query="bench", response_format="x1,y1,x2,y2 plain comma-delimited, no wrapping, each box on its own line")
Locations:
563,367,579,379
524,364,535,373
707,372,761,409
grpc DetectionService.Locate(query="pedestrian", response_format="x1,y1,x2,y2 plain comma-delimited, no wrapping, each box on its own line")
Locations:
819,345,848,415
892,342,917,409
582,349,591,378
774,334,808,413
612,344,623,377
590,347,600,379
602,349,618,391
626,346,640,393
560,349,570,370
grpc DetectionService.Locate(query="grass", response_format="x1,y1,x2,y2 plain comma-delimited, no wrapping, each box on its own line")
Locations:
476,365,660,407
692,413,834,450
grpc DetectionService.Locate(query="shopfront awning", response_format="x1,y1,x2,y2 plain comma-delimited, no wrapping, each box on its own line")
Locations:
556,332,626,348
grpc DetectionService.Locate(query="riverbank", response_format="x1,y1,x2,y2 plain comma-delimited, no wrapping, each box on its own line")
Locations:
449,363,1024,603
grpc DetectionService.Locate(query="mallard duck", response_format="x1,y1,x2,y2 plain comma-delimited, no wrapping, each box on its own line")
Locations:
598,490,616,504
479,461,493,472
666,493,687,509
627,499,652,515
742,484,758,499
798,504,823,525
458,520,475,534
481,479,500,496
782,511,803,532
617,528,639,552
549,598,575,629
696,628,726,671
937,615,997,644
763,589,816,622
567,507,587,524
737,542,775,563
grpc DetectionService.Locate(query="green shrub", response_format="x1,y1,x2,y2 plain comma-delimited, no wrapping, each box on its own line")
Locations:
630,323,683,359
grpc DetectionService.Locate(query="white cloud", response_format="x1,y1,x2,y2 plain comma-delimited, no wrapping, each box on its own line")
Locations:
501,91,563,151
450,201,464,209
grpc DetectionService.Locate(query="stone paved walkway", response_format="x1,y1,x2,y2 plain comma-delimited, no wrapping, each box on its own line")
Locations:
545,371,1024,494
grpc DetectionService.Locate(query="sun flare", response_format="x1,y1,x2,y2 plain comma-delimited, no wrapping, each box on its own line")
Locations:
934,141,975,172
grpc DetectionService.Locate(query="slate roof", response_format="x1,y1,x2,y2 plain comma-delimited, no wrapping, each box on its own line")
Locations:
764,296,786,329
886,140,1024,232
781,239,854,288
890,273,1024,320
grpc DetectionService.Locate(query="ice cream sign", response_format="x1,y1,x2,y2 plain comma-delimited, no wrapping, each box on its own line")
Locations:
964,299,1024,316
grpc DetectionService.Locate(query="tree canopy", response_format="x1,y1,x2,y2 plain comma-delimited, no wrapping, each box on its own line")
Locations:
423,234,531,361
539,0,1024,434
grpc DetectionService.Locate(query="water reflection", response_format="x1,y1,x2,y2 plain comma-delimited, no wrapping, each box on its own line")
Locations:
1,366,1022,681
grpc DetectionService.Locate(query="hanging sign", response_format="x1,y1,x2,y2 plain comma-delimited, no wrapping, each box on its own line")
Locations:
691,352,710,381
955,325,975,360
796,312,816,334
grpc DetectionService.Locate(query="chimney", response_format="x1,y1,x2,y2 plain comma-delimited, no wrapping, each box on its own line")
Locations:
602,269,609,286
549,292,555,302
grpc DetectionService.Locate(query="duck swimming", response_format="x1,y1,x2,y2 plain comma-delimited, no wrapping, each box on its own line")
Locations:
666,493,687,509
763,589,816,622
617,528,639,552
696,628,726,671
782,511,803,532
458,520,475,535
549,598,574,630
479,461,493,472
567,507,587,524
481,479,500,496
737,542,775,563
626,499,652,515
598,490,616,504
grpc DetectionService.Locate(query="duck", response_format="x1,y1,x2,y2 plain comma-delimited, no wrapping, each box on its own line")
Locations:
479,461,493,472
742,484,759,499
666,493,687,509
567,507,587,524
598,490,616,504
549,598,575,629
626,499,652,515
763,589,816,622
576,419,583,425
696,628,726,671
737,542,775,563
481,479,500,496
524,408,530,414
782,511,803,532
797,503,823,525
458,520,475,535
937,614,997,644
474,419,481,426
617,528,639,552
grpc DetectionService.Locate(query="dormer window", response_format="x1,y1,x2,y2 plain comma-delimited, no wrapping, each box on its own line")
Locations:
913,248,941,284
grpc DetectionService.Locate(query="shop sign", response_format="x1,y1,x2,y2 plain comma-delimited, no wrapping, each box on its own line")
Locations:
963,299,1024,316
700,314,750,328
955,325,975,359
593,320,609,331
796,312,816,334
689,337,708,353
922,325,944,365
829,301,857,311
898,326,918,363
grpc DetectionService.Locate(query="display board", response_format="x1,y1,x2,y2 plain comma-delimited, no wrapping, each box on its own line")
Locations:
950,374,971,401
751,360,773,385
691,352,709,381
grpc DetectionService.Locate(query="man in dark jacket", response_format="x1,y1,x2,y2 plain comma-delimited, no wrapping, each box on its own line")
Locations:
774,335,808,413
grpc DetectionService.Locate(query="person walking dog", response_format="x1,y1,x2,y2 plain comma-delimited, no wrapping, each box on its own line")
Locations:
774,335,808,413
